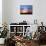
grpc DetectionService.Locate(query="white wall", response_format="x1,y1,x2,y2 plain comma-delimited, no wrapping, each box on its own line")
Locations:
3,0,46,26
2,0,8,24
0,0,2,27
8,0,35,24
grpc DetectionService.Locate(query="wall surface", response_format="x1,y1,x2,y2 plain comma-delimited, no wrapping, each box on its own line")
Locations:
2,0,46,26
0,0,2,27
2,0,8,24
8,0,36,24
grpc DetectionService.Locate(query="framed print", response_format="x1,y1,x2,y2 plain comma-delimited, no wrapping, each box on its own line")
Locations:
20,5,32,15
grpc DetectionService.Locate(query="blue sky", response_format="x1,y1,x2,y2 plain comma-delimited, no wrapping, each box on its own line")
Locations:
20,5,32,10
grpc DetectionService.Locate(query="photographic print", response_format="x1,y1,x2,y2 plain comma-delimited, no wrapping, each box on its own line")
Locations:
20,5,32,14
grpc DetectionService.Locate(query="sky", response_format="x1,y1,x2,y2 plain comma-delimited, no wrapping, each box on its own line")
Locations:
20,5,32,10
